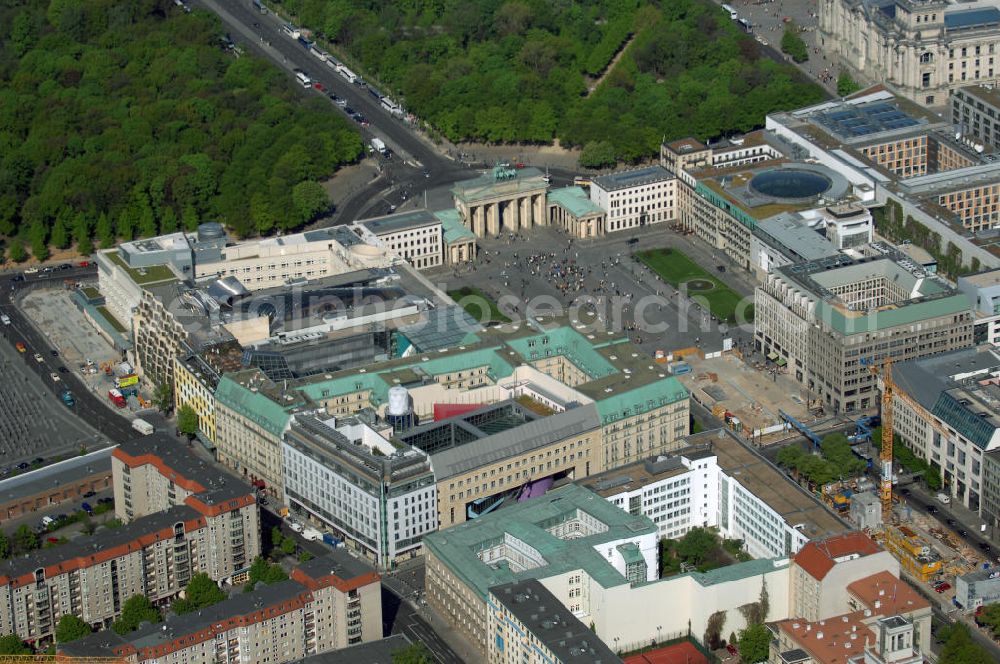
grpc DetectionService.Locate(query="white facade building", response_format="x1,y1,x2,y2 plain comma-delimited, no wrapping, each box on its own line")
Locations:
354,210,444,270
282,413,438,568
589,165,677,233
581,432,848,560
195,227,394,289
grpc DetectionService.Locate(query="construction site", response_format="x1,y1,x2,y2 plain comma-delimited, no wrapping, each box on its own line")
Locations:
673,349,818,442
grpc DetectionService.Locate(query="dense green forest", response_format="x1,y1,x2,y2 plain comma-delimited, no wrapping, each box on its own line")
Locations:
278,0,825,164
0,0,362,261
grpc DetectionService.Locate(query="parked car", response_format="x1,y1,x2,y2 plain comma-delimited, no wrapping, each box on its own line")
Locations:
33,353,44,363
726,644,738,656
78,261,90,267
82,502,93,515
16,462,30,470
934,582,951,593
47,537,59,544
83,491,96,498
98,497,113,504
15,342,26,353
40,516,55,527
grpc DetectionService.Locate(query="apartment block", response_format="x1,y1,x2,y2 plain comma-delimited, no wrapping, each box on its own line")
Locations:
589,166,676,233
60,552,382,663
112,435,261,580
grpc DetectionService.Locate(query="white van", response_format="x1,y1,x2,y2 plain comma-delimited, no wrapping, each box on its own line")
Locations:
295,71,312,88
41,515,55,527
936,492,951,505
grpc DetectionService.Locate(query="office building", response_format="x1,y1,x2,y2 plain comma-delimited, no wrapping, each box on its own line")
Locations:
770,613,924,664
953,85,1000,150
958,268,1000,346
173,340,243,445
955,566,1000,610
488,580,623,664
891,345,1000,512
60,552,382,662
589,166,677,233
282,413,437,568
424,484,659,655
215,325,689,529
578,430,850,559
819,0,1000,105
755,250,975,414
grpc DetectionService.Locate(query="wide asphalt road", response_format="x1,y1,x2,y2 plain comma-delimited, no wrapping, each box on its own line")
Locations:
194,0,582,225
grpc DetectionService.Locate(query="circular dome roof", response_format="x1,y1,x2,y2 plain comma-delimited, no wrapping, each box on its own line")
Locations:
749,169,832,200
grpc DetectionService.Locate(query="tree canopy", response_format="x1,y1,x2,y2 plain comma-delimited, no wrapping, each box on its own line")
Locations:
0,0,362,260
392,642,435,664
172,573,226,615
280,0,824,164
738,623,771,663
55,614,92,644
0,634,31,655
113,595,161,635
244,556,288,592
177,404,200,438
939,623,993,664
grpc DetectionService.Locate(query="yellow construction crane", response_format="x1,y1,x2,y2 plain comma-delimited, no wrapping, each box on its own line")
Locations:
879,357,894,521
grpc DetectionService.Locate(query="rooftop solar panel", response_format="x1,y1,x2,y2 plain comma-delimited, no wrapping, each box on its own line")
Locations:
814,101,920,139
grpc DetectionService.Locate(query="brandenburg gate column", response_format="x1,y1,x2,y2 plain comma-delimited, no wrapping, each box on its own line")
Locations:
472,205,485,237
487,202,500,236
533,194,546,227
508,198,520,233
520,196,531,230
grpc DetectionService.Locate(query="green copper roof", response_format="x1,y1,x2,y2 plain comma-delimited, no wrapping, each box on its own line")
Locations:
617,542,644,565
815,293,972,335
507,327,617,380
547,186,605,218
434,208,476,243
214,376,293,438
595,377,689,423
297,372,392,407
424,484,656,600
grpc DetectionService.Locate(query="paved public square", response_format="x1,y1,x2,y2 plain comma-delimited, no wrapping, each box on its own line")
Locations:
428,224,757,358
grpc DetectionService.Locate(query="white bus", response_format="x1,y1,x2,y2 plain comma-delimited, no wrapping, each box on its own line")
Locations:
282,24,300,39
721,3,738,19
295,71,312,88
337,64,358,84
381,98,402,116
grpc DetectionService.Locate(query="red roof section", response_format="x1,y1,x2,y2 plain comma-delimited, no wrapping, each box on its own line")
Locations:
847,571,930,616
433,403,485,421
624,641,709,664
793,532,882,581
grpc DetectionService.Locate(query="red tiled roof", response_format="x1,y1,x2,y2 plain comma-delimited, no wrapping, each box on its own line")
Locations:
847,571,930,616
776,611,872,664
793,532,882,581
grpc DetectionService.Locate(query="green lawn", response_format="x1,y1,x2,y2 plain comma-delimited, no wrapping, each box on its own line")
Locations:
447,286,511,324
634,248,751,323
